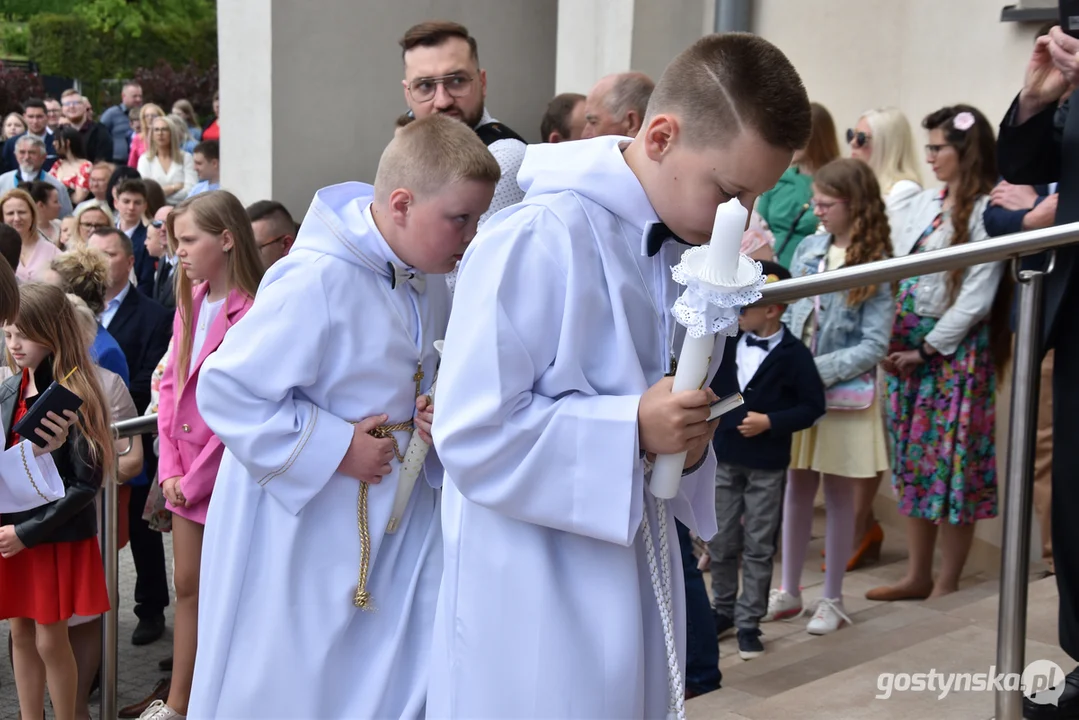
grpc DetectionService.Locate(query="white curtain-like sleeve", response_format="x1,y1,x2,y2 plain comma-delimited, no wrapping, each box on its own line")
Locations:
433,209,645,547
0,441,66,513
196,272,353,516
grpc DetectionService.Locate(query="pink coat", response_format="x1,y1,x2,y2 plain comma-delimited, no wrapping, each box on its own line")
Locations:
157,284,254,524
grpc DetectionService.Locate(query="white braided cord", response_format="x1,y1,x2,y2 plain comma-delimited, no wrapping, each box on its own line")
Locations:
641,496,685,720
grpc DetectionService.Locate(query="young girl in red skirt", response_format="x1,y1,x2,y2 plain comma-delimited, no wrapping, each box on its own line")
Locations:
0,282,116,720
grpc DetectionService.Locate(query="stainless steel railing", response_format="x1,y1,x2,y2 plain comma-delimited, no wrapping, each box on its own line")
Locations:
99,221,1079,720
759,220,1078,720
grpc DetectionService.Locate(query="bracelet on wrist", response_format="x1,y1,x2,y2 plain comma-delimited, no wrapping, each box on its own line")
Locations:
917,345,933,363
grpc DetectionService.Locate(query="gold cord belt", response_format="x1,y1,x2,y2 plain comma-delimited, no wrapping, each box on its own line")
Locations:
352,420,412,610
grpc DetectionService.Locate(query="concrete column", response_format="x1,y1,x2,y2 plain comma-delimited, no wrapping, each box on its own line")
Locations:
555,0,712,94
555,0,636,94
218,0,557,220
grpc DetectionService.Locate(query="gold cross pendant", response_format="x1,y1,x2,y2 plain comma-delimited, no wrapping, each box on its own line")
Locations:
413,362,424,398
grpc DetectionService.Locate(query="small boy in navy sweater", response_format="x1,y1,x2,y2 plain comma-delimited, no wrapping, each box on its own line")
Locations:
707,261,825,660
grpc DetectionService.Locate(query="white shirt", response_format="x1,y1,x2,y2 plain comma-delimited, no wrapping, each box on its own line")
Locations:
476,108,526,225
100,284,131,329
190,294,226,374
736,328,783,391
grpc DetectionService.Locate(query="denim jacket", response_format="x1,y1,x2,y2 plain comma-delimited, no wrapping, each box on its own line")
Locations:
892,189,1003,356
783,233,895,388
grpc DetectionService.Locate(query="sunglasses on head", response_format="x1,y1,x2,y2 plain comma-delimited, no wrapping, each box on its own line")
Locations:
846,128,870,148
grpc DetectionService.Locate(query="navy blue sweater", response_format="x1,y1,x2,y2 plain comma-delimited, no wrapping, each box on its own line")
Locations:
710,327,826,470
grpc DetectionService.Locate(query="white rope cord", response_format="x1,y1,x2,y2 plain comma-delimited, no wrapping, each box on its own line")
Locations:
641,495,685,720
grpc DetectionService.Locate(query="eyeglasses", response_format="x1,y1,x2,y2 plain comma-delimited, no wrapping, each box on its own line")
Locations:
62,101,82,108
925,144,951,157
846,129,871,148
79,222,109,231
150,220,164,229
812,199,846,212
406,73,475,103
257,234,289,250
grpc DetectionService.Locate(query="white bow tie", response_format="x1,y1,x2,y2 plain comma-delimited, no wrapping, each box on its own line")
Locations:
388,262,426,293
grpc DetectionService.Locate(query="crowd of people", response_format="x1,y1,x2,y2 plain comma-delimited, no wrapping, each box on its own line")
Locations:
0,15,1076,720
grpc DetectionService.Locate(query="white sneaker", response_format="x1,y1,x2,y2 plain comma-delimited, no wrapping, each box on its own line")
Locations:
761,588,802,622
140,700,186,720
806,597,852,635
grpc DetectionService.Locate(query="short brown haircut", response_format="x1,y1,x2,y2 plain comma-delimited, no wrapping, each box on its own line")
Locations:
374,114,500,203
645,33,810,150
49,246,111,315
400,21,478,64
540,93,585,141
116,178,148,202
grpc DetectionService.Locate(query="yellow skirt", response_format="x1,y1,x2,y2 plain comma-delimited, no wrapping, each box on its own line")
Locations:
790,390,890,479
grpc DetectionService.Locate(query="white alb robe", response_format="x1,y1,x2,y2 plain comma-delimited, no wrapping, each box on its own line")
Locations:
189,182,448,719
429,135,723,719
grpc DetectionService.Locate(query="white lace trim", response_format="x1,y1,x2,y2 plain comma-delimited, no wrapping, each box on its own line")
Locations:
669,247,766,338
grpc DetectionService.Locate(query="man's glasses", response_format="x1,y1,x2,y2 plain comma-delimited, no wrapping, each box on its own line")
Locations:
406,73,474,103
258,234,289,250
151,220,164,229
846,129,871,148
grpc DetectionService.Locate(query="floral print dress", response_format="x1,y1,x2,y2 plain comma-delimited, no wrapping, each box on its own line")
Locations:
885,200,998,526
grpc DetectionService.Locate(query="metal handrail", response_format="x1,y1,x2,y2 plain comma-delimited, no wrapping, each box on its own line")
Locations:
113,414,159,439
97,221,1079,720
757,220,1079,304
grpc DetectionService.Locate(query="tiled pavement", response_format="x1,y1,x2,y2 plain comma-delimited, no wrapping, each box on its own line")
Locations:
0,533,176,720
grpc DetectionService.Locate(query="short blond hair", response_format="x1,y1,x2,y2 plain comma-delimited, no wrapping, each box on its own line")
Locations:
374,114,501,203
645,33,810,151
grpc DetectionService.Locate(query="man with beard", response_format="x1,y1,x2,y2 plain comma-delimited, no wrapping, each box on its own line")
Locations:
400,21,526,224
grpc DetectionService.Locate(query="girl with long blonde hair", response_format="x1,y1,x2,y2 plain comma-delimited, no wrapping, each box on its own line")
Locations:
0,282,116,720
146,190,263,720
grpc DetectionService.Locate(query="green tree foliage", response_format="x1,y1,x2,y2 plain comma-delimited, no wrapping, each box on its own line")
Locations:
18,1,216,108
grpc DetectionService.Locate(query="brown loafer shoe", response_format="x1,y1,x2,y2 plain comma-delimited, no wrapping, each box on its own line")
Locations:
119,678,171,719
865,583,932,602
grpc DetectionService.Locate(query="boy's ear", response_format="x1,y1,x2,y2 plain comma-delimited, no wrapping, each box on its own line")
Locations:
388,188,414,225
641,113,678,161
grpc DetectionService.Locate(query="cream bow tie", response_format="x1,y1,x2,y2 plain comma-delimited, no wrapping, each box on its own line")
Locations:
387,262,426,293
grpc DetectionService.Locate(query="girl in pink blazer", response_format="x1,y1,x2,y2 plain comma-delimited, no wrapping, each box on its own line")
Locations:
153,190,264,720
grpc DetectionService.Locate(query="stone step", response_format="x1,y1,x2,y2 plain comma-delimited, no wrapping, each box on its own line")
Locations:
689,576,1064,719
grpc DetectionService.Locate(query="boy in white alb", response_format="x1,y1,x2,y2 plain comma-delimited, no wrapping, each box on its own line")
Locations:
187,115,499,719
429,34,811,719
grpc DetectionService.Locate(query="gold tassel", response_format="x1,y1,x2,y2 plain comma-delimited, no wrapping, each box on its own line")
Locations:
352,421,412,610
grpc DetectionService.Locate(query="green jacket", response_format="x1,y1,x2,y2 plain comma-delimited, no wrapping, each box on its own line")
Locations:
757,166,819,268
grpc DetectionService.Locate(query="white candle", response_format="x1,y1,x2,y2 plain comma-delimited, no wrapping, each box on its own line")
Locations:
648,334,717,499
648,200,746,499
706,198,748,285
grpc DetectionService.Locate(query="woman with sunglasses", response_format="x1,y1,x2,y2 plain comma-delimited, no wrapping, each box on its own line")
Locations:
757,102,841,268
847,108,923,218
843,107,923,572
867,105,1009,602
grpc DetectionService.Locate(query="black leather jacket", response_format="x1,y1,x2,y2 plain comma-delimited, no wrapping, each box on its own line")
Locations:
0,363,102,548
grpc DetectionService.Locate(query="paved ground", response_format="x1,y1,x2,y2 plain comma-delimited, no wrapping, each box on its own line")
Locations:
0,533,176,720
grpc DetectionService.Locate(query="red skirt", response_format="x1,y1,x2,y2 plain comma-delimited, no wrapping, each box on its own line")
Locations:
0,536,110,624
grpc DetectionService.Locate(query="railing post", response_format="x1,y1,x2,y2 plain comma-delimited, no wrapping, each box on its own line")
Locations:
100,444,128,720
995,260,1049,720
